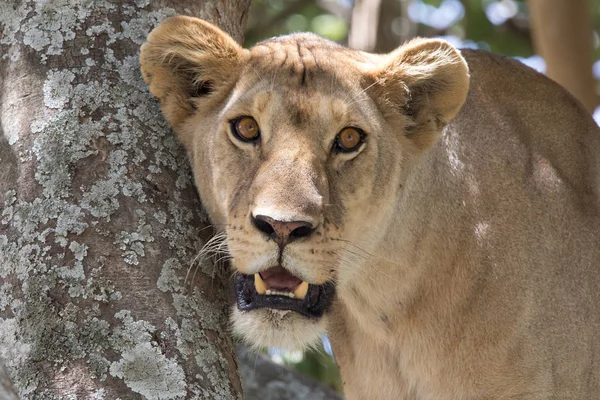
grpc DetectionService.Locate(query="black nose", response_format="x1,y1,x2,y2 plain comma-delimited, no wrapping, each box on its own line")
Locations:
251,214,315,247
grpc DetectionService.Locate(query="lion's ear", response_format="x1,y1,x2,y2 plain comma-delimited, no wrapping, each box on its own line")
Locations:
140,16,243,130
373,38,469,149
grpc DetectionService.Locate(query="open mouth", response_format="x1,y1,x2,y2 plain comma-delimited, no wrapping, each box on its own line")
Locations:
235,266,335,319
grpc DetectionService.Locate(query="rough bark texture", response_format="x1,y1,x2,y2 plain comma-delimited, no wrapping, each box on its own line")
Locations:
0,1,250,398
529,0,598,113
0,362,19,400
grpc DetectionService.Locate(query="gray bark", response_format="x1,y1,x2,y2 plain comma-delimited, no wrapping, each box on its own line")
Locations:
0,1,250,398
0,1,346,398
0,362,19,400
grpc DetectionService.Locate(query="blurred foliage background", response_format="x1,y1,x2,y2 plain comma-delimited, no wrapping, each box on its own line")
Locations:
246,0,600,61
247,0,600,113
244,0,600,394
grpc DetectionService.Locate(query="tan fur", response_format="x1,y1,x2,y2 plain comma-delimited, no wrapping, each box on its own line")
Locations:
142,16,600,399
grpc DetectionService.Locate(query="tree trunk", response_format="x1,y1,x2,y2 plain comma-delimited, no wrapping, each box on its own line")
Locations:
348,0,413,53
237,347,343,400
0,1,250,398
348,0,383,51
373,0,411,53
529,0,598,113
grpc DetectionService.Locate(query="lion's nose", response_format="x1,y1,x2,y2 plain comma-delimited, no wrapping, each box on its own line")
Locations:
251,214,315,248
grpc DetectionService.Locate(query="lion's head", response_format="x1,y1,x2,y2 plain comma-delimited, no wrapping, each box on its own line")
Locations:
140,16,469,350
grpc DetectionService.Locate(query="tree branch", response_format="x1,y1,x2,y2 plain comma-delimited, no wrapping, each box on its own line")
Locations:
529,0,598,113
348,0,383,51
238,346,343,400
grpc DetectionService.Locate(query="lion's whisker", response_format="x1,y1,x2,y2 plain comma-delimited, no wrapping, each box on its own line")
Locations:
331,237,397,264
342,78,382,106
185,231,230,287
336,247,403,286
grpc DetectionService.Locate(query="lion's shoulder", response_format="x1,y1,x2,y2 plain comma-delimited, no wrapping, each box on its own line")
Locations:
447,49,600,206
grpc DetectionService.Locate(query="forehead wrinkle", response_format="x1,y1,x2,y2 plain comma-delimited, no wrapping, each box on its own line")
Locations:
250,41,330,89
299,44,318,69
249,34,375,89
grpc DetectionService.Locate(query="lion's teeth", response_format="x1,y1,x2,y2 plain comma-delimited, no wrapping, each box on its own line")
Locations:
293,281,309,300
254,274,267,295
263,289,296,298
259,281,309,299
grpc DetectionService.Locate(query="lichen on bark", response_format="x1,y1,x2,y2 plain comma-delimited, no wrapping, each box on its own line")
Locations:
0,0,250,398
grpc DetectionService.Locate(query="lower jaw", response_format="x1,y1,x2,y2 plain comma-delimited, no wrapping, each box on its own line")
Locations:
231,306,328,350
234,273,336,319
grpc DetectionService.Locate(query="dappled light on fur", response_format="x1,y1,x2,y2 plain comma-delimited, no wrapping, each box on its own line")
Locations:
532,154,563,192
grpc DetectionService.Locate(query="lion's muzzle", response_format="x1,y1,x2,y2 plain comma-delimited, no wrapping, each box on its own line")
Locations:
251,214,316,248
235,266,335,318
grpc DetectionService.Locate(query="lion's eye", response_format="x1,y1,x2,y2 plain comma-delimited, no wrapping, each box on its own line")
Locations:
333,127,365,153
231,116,260,142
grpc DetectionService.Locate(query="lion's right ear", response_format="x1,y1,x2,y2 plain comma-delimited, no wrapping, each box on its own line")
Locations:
369,38,469,150
140,16,243,130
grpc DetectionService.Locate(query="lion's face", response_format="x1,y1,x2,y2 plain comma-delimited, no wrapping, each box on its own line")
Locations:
192,68,408,349
141,17,468,349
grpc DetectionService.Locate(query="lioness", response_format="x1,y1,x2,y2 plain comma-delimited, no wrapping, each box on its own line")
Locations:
141,16,600,399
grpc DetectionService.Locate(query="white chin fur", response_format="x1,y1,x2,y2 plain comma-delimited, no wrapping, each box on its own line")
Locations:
232,306,327,351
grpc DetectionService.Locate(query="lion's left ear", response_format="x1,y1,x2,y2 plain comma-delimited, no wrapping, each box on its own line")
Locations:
140,16,244,133
372,38,469,149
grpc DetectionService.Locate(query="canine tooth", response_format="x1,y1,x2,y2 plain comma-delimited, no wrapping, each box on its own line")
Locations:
254,274,267,295
293,281,309,300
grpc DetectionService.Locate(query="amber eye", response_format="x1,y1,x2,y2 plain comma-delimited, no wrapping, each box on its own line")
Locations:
231,116,260,142
334,127,365,153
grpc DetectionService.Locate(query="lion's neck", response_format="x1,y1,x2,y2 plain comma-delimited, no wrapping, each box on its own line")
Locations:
329,187,480,399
